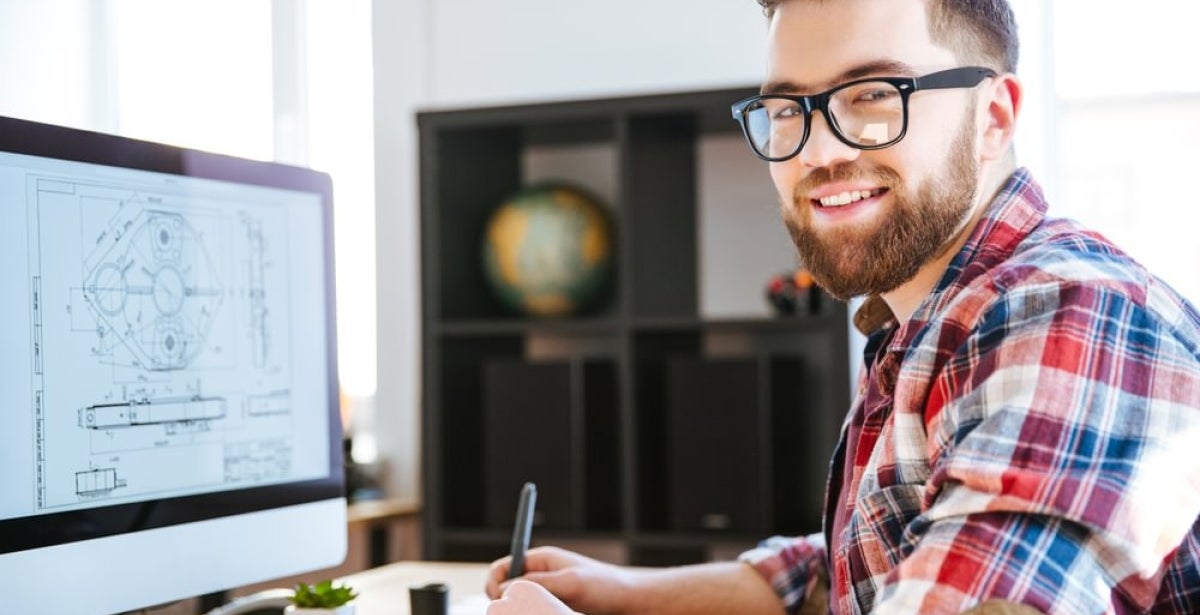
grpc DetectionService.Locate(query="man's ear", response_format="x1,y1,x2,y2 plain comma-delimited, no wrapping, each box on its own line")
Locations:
978,73,1022,162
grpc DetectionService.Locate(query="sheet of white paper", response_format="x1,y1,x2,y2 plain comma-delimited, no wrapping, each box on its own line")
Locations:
450,592,492,615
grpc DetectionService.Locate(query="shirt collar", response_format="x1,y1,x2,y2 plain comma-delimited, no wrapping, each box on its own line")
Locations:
851,168,1047,337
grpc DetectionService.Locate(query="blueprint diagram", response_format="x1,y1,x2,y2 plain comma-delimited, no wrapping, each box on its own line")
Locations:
26,175,300,511
80,209,225,372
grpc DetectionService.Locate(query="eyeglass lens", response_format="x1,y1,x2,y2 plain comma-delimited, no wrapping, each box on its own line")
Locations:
745,80,906,159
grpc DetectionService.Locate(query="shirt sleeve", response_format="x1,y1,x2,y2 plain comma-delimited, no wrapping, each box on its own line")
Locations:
738,533,829,613
873,281,1200,614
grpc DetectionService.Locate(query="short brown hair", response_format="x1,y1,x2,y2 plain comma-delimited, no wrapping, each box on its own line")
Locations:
755,0,1018,73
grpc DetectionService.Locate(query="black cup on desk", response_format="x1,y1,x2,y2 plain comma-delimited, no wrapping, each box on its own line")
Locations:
409,582,449,615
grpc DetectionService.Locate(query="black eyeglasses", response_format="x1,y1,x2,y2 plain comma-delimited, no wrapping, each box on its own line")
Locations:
730,66,997,162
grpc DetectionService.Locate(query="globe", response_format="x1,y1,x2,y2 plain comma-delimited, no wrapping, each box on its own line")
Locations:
482,183,614,317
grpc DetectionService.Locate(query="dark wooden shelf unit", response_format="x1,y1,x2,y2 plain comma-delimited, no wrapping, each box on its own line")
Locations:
419,86,851,566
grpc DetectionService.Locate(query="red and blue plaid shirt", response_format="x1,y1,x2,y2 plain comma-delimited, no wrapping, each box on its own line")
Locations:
741,169,1200,614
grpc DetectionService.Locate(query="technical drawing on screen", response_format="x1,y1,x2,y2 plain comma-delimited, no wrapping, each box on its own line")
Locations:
0,118,342,615
27,174,311,512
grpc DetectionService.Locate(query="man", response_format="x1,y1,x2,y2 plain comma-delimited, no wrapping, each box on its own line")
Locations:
485,0,1200,612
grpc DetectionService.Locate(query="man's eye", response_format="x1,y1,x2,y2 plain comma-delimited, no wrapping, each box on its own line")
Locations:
771,105,802,120
854,88,898,103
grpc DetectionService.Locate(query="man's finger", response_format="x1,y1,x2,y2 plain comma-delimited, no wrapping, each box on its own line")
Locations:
503,579,556,599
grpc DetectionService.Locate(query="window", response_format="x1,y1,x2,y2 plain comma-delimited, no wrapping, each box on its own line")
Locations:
109,1,275,161
1040,2,1200,302
305,1,377,399
108,0,377,398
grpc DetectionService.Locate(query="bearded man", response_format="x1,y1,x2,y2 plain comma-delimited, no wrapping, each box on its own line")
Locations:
484,1,1200,613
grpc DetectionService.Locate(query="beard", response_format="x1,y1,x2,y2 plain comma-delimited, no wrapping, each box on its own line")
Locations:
782,115,979,302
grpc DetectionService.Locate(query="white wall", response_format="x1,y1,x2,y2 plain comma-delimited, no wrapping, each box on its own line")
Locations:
372,0,430,504
427,1,766,106
371,0,773,502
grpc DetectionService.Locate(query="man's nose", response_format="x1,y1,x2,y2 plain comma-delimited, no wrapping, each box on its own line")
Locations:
795,112,861,169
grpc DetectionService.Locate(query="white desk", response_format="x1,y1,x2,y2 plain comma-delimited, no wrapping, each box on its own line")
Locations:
337,562,492,615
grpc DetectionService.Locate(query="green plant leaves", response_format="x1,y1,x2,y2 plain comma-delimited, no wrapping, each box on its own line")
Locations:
289,580,358,607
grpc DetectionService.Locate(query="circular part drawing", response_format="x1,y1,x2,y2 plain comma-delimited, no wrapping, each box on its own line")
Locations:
154,319,187,367
90,263,128,316
152,265,187,316
81,210,223,372
151,216,181,262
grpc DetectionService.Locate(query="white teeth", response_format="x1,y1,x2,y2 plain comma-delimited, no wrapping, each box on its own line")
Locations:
818,189,880,207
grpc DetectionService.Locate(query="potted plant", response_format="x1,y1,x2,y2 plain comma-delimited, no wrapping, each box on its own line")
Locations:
285,580,358,615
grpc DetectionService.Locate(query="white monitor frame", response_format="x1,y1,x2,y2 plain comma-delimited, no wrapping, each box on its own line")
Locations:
0,115,346,614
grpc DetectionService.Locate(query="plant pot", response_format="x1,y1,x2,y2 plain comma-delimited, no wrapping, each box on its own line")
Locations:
284,604,356,615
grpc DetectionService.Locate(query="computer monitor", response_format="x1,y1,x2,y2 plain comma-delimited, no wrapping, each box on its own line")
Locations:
0,115,346,614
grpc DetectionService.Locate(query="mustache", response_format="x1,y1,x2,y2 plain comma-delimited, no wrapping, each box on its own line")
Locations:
793,162,902,202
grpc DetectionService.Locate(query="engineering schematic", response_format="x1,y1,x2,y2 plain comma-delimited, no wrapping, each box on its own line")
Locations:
27,176,297,511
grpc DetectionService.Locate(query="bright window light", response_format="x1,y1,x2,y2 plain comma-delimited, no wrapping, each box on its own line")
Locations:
1052,1,1200,100
108,0,378,397
307,0,377,398
1049,2,1200,304
109,1,274,160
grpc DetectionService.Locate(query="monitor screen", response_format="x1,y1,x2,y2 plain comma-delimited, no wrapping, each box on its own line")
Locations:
0,116,346,614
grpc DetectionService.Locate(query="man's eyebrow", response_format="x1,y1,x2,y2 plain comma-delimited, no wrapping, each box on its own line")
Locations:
760,60,920,95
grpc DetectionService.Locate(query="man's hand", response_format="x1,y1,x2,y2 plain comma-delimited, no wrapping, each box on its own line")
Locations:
487,580,582,615
486,544,787,615
485,546,633,614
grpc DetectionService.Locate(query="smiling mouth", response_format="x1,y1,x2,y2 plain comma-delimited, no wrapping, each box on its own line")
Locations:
814,188,888,208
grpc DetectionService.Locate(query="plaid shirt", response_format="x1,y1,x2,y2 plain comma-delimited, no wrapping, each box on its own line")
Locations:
740,169,1200,614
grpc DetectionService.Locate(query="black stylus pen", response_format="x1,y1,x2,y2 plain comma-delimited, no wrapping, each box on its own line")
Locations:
508,482,537,579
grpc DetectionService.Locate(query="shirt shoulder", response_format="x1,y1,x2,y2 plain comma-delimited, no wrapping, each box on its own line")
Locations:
997,217,1144,298
985,217,1200,350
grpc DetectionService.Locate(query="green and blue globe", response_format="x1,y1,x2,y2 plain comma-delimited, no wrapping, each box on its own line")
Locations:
482,183,614,317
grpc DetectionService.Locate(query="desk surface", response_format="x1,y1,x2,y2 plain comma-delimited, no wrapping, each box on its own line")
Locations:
338,561,492,615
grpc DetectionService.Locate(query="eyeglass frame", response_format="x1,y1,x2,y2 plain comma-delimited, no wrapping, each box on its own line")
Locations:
730,66,998,162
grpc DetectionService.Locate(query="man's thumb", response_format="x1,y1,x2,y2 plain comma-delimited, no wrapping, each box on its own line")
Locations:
518,569,578,600
504,579,558,599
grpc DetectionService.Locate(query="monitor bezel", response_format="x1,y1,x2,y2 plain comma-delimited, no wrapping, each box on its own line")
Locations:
0,114,344,556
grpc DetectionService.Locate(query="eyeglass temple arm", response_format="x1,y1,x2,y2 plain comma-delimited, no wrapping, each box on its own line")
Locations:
914,67,997,91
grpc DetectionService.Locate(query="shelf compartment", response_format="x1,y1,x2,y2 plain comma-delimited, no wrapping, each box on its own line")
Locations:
632,324,851,538
438,317,622,337
425,118,623,321
624,113,699,319
770,356,830,535
631,302,845,332
631,330,703,531
477,356,623,533
666,356,767,534
628,544,707,567
438,335,525,529
483,360,576,530
440,528,626,545
441,542,511,564
439,528,630,566
582,360,623,530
